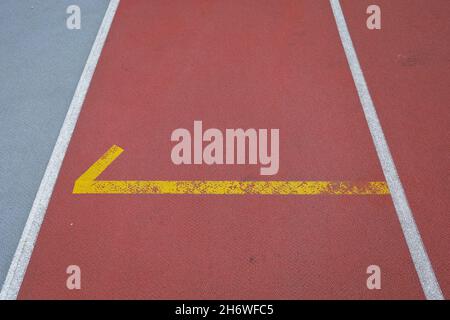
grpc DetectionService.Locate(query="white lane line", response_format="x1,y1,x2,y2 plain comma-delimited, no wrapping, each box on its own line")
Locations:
0,0,120,300
329,0,443,300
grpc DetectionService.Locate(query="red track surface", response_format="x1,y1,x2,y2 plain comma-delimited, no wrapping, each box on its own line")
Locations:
342,0,450,297
18,0,447,299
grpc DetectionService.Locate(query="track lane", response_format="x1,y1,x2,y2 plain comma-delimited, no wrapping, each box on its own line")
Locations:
19,0,425,299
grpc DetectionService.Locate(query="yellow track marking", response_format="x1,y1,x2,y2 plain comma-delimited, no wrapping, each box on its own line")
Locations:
73,145,390,195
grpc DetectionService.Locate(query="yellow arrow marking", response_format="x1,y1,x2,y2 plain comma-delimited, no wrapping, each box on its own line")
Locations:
73,145,390,195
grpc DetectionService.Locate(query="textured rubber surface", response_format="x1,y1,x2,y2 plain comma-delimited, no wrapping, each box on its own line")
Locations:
341,0,450,297
16,0,429,299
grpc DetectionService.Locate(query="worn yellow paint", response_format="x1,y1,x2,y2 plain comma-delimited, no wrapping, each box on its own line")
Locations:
73,145,390,195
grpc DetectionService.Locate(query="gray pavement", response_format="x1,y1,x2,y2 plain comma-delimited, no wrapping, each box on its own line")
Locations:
0,0,110,288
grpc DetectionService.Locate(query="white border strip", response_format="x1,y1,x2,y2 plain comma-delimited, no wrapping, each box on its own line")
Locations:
0,0,120,300
329,0,443,300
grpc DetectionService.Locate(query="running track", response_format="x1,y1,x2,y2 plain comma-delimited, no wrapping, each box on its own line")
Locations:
2,0,448,299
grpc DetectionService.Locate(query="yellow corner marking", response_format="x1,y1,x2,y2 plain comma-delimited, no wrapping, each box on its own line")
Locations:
73,145,390,195
76,144,124,182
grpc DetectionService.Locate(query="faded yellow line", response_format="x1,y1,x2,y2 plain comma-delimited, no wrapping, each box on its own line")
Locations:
73,145,390,195
74,180,389,195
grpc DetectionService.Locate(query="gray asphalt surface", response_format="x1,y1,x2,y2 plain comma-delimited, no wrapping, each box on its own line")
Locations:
0,0,110,288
